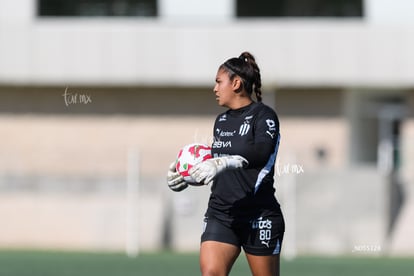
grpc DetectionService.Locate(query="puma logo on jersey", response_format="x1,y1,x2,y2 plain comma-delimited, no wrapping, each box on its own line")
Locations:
266,131,275,139
261,240,270,248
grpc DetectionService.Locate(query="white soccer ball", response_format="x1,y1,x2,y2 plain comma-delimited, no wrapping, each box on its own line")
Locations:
176,143,212,184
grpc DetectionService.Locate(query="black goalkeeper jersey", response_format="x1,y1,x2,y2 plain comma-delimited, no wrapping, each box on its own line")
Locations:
207,101,282,226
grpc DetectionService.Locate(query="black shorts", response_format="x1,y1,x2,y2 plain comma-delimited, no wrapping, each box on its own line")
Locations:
201,213,284,256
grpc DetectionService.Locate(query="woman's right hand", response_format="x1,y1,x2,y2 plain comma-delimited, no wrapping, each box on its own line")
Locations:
167,161,188,192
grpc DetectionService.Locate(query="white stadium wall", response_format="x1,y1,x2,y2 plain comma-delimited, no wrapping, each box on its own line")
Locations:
1,20,414,88
1,0,414,89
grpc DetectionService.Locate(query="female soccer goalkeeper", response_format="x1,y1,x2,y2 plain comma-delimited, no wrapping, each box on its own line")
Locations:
167,51,285,276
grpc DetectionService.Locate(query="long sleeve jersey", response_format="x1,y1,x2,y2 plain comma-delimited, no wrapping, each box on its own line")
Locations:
207,101,282,226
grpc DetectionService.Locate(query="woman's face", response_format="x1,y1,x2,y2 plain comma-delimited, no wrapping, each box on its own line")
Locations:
213,68,238,108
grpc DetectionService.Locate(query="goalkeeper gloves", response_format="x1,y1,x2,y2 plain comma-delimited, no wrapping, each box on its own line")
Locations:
167,162,188,192
189,155,248,186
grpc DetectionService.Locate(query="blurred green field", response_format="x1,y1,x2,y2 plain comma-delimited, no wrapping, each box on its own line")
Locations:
0,250,413,276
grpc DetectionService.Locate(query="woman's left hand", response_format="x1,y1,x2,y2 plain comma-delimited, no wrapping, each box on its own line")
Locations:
189,155,248,185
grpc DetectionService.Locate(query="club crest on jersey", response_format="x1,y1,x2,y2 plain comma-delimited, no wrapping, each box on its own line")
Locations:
239,123,250,136
239,115,253,136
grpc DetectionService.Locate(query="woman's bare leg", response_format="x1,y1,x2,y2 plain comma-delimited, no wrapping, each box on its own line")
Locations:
200,241,241,276
245,253,280,276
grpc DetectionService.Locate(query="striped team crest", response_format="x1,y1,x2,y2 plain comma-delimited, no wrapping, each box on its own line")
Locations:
239,115,253,136
239,123,250,136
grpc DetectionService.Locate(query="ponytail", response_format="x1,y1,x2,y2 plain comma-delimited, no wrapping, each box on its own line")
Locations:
221,51,262,102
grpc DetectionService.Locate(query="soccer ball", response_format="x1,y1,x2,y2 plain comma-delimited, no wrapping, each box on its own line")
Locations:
176,143,212,184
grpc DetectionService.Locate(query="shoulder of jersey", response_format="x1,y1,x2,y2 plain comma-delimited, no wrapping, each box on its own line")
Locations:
250,102,275,116
259,102,277,115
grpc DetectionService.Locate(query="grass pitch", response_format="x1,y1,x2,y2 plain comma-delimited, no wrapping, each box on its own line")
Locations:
0,250,413,276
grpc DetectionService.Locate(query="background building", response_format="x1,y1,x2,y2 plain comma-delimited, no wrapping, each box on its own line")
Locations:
0,0,413,256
